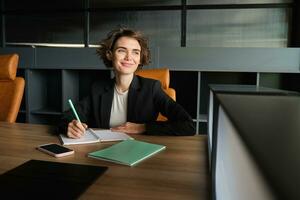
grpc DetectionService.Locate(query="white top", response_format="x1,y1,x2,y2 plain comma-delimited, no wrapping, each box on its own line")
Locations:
109,85,128,127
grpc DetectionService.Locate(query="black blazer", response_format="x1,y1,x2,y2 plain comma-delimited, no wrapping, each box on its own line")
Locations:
58,75,195,136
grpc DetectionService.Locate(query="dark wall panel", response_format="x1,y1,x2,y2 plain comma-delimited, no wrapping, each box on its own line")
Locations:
90,11,181,47
187,8,290,47
6,13,84,44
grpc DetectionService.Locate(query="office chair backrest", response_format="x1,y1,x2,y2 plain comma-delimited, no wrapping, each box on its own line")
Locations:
0,54,25,123
135,68,176,121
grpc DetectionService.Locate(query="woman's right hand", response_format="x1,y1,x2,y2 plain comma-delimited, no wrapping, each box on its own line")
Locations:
67,120,88,138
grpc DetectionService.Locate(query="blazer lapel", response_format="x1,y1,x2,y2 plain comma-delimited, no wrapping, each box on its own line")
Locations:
100,81,114,128
127,76,141,121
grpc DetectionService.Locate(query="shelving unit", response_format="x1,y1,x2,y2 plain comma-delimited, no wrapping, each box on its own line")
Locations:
27,69,62,124
1,1,298,134
62,69,111,111
1,47,300,134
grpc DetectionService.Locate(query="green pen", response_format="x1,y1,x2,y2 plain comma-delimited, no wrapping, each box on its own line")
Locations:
68,99,81,123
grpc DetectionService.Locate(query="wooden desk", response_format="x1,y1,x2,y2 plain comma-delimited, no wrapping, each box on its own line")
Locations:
0,122,210,200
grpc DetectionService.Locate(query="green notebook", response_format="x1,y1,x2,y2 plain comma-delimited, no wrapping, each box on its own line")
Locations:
88,139,166,166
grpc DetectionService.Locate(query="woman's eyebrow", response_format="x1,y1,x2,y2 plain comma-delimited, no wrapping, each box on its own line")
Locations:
114,46,126,50
115,46,141,52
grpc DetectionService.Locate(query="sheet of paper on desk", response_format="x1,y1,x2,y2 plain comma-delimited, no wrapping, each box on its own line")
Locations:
59,129,133,145
91,129,133,142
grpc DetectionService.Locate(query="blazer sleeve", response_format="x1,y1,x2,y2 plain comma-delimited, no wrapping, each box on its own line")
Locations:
56,96,92,135
144,81,196,136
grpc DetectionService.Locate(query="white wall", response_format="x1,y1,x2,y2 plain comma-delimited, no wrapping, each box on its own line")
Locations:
215,106,274,200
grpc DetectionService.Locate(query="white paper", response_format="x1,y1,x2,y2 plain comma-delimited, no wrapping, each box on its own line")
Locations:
89,129,133,142
59,128,132,145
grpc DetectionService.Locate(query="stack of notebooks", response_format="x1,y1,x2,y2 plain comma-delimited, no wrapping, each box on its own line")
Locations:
88,139,166,166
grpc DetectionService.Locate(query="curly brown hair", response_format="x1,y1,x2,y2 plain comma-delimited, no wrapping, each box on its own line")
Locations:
96,27,151,68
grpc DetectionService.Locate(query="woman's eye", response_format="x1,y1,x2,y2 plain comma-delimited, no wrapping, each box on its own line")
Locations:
117,49,126,53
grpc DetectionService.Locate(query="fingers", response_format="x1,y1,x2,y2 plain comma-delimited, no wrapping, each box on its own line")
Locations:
111,122,129,132
111,126,125,133
82,123,88,129
75,121,86,132
67,120,86,138
67,128,82,139
111,122,145,134
111,127,124,133
110,127,122,132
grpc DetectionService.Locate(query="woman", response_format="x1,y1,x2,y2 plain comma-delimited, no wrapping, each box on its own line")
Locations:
58,27,195,138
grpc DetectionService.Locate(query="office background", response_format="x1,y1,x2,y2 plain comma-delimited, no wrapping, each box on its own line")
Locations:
0,0,299,133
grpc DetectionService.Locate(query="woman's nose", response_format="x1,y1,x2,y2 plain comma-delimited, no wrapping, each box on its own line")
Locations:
124,52,132,60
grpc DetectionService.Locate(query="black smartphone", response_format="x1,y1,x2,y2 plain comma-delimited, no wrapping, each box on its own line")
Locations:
37,143,74,157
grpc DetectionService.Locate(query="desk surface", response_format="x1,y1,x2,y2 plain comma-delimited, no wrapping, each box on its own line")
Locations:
0,122,210,200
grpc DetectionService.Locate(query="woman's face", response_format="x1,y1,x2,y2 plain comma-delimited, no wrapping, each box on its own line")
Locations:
109,36,141,75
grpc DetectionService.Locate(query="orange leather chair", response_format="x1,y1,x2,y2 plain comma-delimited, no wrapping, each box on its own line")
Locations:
135,68,176,121
0,54,25,123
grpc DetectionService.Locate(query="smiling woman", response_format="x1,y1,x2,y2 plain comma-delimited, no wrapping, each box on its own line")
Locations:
96,28,150,69
58,27,196,138
108,36,141,76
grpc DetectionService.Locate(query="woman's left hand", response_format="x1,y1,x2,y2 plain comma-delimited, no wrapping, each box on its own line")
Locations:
111,122,146,134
